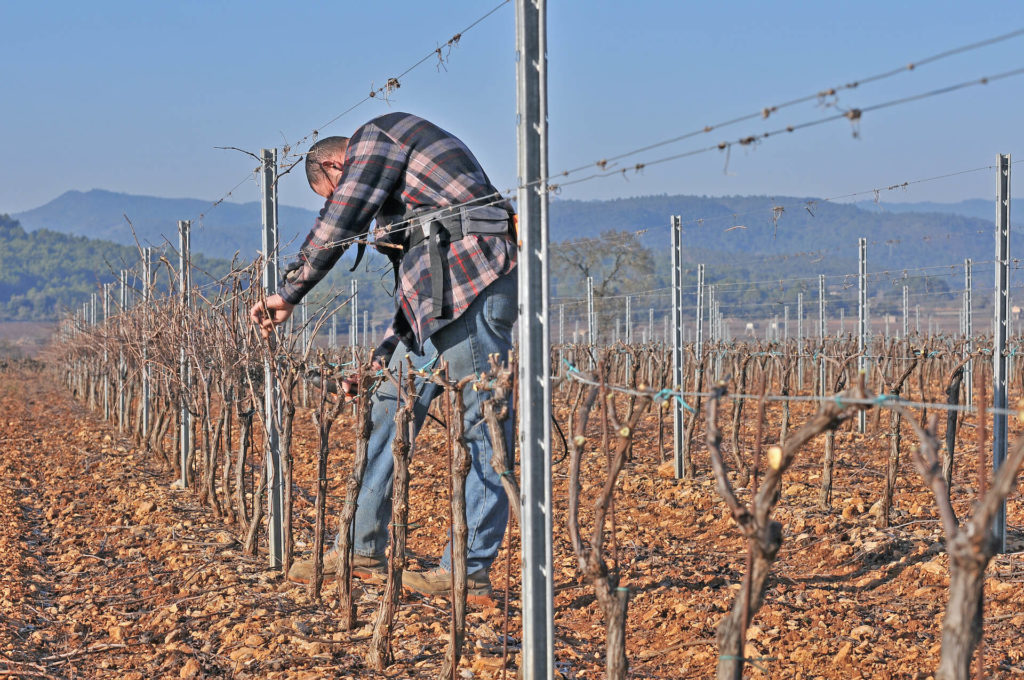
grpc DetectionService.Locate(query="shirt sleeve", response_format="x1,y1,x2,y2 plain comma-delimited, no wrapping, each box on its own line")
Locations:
278,124,407,304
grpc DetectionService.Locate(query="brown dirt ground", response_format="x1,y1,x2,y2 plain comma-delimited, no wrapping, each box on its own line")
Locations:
1,366,1023,679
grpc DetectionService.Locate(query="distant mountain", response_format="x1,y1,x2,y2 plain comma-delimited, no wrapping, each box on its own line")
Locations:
12,189,1006,271
9,190,407,326
13,189,318,262
548,193,1011,273
9,188,1016,325
852,198,993,222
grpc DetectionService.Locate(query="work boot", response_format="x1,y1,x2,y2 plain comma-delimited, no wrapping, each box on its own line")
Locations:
286,549,386,584
402,567,492,598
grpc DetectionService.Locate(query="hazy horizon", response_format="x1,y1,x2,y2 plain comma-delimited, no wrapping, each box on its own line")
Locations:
4,186,998,217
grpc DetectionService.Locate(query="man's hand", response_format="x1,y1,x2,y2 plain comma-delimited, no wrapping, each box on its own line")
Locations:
339,359,385,402
250,294,295,339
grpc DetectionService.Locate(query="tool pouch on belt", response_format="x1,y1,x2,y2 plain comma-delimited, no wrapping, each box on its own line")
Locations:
406,204,513,319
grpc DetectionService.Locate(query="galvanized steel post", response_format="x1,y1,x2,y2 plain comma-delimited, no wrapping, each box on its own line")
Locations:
858,237,867,433
179,220,192,488
797,292,804,388
993,153,1011,552
819,275,826,395
350,279,358,356
963,259,973,406
516,0,553,673
902,284,909,339
707,284,717,379
118,270,127,432
586,276,595,350
625,295,632,344
670,216,685,478
102,283,110,421
301,299,309,349
141,247,152,445
558,304,564,346
557,303,564,375
695,263,705,397
260,147,284,570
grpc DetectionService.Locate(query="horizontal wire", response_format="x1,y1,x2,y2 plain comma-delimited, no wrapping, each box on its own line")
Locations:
283,0,511,159
69,54,1024,331
561,366,1020,417
660,164,1002,234
548,27,1024,184
273,64,1024,263
74,29,1024,270
193,168,261,229
182,1,511,232
104,261,1013,321
545,67,1024,196
81,158,1021,282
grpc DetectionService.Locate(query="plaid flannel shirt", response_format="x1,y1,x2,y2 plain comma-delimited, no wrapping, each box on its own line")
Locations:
279,112,516,358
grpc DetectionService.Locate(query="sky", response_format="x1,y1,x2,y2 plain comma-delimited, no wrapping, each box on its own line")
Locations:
2,0,1023,216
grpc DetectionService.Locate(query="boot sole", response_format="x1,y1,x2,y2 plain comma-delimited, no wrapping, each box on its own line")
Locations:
352,566,387,581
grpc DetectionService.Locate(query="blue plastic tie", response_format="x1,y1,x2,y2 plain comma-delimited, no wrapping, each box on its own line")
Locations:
674,394,696,413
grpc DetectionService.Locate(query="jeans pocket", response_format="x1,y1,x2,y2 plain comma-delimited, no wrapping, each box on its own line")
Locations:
484,281,518,333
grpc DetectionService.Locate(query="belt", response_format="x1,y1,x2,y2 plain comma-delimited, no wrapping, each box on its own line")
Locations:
405,204,512,319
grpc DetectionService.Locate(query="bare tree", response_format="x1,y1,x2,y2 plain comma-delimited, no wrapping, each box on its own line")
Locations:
553,229,656,343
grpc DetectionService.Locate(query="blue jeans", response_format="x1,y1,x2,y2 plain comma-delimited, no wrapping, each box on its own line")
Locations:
343,272,517,574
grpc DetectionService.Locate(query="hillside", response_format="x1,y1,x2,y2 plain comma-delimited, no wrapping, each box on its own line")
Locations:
4,189,1009,325
0,213,401,330
12,189,316,263
853,198,993,221
549,194,1008,272
0,215,233,321
12,190,1006,271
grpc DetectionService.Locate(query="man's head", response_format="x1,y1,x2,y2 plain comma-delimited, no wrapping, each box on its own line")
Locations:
305,136,350,198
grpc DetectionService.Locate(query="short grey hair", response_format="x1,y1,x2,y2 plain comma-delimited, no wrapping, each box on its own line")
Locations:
305,136,349,186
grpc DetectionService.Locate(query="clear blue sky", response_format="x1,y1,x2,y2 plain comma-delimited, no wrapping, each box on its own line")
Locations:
2,0,1022,216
